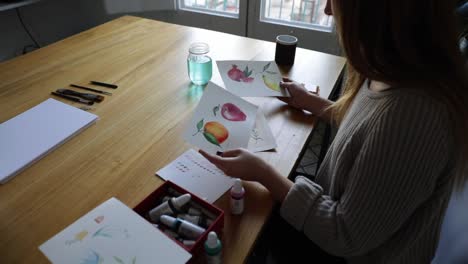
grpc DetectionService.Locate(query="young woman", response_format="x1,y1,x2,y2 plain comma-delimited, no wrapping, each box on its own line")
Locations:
201,0,468,262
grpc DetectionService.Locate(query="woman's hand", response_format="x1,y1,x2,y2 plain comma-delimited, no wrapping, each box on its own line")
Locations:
199,148,294,202
277,77,319,111
198,148,273,184
278,77,333,121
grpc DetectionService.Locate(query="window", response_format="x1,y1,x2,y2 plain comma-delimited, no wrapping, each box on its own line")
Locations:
173,0,339,54
261,0,333,31
179,0,240,17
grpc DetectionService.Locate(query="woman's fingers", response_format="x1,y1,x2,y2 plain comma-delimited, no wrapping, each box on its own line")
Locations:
199,149,228,171
277,96,291,104
309,86,320,95
221,149,243,158
280,80,292,87
281,83,302,98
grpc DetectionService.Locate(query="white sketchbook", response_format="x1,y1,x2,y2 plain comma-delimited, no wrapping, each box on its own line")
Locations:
0,98,98,184
40,197,191,264
156,149,234,203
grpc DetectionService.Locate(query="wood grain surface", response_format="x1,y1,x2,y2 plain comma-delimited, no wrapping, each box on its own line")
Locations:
0,16,345,263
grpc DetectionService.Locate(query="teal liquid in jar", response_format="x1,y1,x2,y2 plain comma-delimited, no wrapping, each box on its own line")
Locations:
187,42,212,86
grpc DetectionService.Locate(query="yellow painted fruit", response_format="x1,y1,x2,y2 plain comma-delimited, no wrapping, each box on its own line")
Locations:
262,75,280,91
74,230,88,241
204,121,229,146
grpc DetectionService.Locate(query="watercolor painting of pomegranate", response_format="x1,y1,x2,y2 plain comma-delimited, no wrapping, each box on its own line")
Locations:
227,65,254,83
213,103,246,121
192,119,229,148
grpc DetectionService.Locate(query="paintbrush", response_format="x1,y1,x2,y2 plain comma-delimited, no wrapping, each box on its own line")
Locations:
51,92,94,105
56,89,104,103
70,84,112,96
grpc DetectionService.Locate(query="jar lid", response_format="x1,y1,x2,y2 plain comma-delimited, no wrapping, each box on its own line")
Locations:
189,42,209,54
276,35,298,45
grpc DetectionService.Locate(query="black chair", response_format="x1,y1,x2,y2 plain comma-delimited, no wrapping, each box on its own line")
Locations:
432,182,468,263
457,1,468,59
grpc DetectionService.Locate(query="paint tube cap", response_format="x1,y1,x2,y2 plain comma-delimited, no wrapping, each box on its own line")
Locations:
206,232,219,247
205,231,222,254
173,193,191,208
232,178,243,194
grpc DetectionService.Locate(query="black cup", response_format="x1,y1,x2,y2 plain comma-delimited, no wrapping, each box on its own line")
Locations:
275,35,298,66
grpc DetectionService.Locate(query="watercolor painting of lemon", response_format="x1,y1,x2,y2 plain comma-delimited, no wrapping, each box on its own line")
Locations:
260,62,280,91
262,75,280,91
65,230,89,245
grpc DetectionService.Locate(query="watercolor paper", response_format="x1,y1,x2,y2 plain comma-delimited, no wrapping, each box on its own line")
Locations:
156,149,234,203
39,198,191,264
248,111,277,152
183,82,258,154
216,60,289,97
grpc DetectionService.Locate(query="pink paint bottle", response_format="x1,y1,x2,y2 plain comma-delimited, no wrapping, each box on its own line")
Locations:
230,178,245,215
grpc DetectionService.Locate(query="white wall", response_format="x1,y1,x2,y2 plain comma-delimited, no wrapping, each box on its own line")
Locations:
0,0,176,62
1,0,106,61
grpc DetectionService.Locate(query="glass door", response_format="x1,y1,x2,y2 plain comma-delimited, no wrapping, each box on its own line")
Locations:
174,0,247,36
171,0,339,55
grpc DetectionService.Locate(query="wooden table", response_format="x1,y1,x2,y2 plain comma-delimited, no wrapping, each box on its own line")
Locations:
0,16,345,263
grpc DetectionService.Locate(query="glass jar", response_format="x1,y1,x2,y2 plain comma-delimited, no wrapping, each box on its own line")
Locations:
187,42,212,86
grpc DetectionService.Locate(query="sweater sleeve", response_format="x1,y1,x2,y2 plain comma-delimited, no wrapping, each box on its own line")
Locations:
280,95,450,257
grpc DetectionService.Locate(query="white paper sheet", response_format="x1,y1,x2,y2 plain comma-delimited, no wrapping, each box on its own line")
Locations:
248,111,277,152
183,82,258,154
39,198,191,264
216,60,289,97
0,98,98,184
156,149,234,203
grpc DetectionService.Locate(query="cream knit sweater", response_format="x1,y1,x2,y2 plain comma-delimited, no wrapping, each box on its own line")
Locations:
281,81,454,263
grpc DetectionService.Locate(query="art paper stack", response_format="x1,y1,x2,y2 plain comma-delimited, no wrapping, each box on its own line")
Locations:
183,60,286,154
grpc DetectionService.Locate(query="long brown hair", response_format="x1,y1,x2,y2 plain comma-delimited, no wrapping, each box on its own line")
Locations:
329,0,468,190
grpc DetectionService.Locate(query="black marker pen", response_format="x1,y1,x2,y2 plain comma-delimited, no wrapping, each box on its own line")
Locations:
90,81,118,89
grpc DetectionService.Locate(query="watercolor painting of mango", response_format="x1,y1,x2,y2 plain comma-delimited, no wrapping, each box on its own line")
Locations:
183,82,258,154
216,60,290,97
